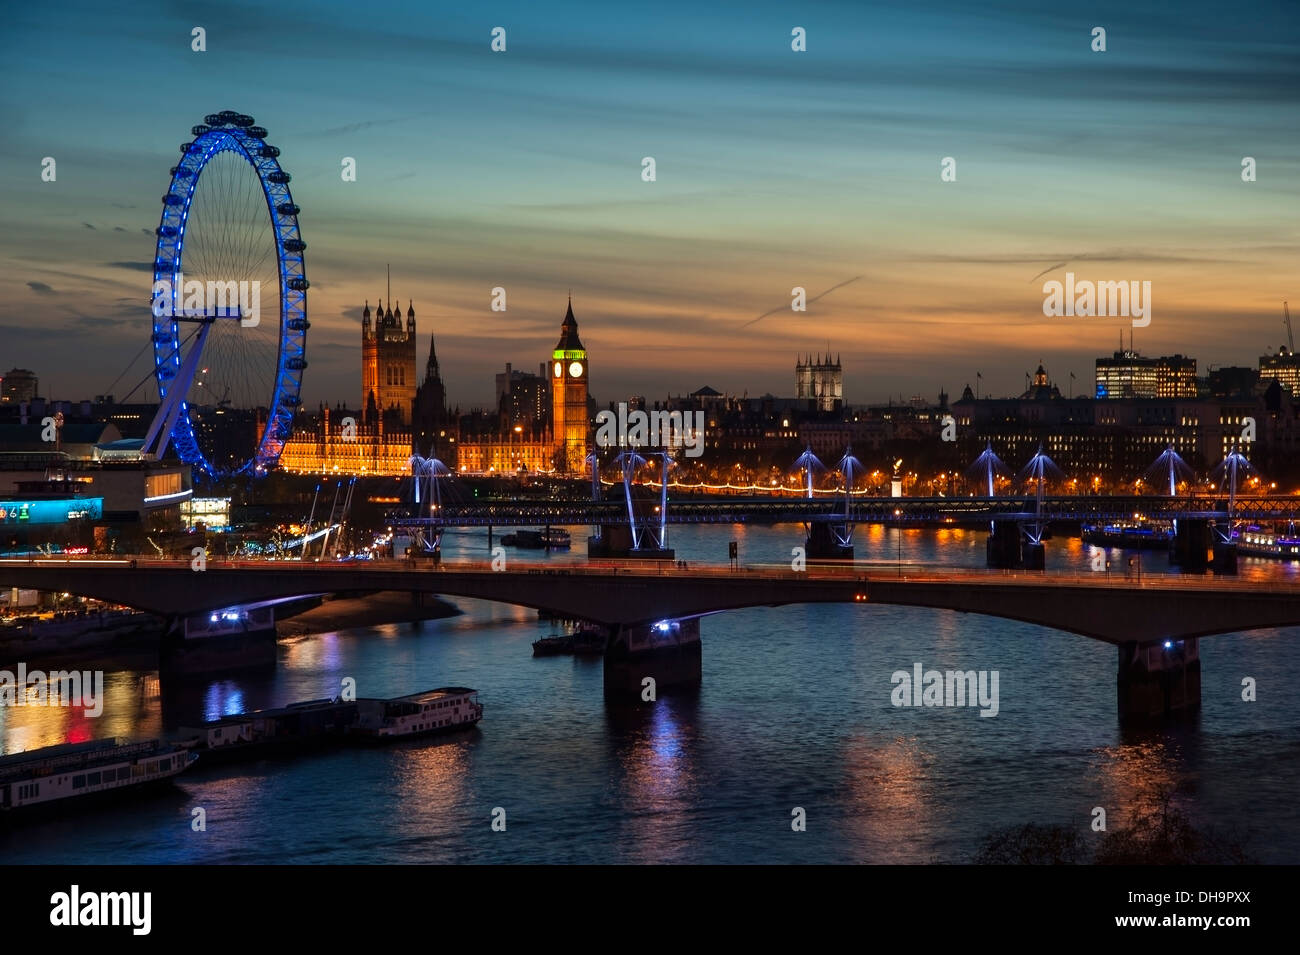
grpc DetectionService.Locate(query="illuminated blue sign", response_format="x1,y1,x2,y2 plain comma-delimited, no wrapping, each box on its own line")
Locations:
0,498,103,525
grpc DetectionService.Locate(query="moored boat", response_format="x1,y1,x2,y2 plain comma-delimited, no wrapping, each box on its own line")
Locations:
350,687,483,740
1081,521,1173,550
1235,526,1300,560
0,738,197,816
502,529,571,549
532,634,573,656
179,688,483,759
570,626,607,656
179,697,360,764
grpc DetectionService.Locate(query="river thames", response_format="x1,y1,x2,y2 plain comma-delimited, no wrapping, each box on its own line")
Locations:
3,524,1297,863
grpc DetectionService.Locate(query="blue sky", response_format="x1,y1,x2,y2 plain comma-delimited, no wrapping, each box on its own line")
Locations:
1,0,1297,407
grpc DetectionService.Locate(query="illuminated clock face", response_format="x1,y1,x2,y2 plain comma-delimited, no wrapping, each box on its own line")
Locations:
553,361,563,378
569,361,584,378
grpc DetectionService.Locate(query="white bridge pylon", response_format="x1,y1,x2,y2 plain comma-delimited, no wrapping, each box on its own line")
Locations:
408,455,451,554
833,446,864,548
614,447,673,551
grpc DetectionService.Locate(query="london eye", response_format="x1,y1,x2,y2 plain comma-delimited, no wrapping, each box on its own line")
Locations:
149,110,308,479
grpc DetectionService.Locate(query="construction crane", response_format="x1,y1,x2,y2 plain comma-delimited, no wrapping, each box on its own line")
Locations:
1285,301,1295,353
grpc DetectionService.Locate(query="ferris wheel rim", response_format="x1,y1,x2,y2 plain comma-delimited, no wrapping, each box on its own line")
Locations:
150,112,308,479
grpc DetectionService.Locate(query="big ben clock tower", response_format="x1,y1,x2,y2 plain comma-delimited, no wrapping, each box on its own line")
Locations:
551,297,589,473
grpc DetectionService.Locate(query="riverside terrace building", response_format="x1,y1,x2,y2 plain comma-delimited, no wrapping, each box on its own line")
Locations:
277,405,414,477
454,414,552,474
949,373,1300,485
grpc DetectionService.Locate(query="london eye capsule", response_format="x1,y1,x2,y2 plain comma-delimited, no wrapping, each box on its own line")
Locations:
267,171,291,184
217,110,239,124
260,145,280,158
283,238,306,252
247,126,268,139
276,202,300,216
204,113,223,126
191,124,211,137
232,114,254,127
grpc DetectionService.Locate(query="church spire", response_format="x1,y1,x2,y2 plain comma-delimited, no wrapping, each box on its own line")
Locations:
424,328,440,381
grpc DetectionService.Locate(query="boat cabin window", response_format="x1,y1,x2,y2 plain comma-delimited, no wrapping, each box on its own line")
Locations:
73,775,86,789
87,772,101,786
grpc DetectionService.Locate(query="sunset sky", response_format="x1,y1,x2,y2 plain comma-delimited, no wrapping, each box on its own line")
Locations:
1,0,1297,409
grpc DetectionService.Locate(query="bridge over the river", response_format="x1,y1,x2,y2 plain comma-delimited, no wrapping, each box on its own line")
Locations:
2,557,1296,720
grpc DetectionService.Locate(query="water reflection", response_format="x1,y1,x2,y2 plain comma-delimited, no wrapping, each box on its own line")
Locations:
842,734,935,863
605,692,701,863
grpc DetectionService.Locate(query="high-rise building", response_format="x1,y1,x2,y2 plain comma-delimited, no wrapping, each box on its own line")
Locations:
361,293,417,426
1259,346,1300,395
0,368,39,404
495,363,549,428
1095,351,1158,399
1207,366,1258,399
550,299,589,473
796,354,843,411
1155,355,1198,398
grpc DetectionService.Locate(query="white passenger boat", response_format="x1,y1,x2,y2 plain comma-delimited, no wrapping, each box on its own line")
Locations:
0,738,198,815
351,687,483,740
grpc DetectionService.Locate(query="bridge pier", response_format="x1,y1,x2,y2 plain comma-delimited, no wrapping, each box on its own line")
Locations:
160,606,278,676
986,522,1024,568
587,524,674,560
805,522,853,560
1212,541,1239,575
1022,541,1045,570
1170,519,1210,571
604,618,702,697
1116,638,1200,722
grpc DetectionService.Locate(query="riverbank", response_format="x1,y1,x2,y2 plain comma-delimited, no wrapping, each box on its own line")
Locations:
274,591,462,636
0,592,462,667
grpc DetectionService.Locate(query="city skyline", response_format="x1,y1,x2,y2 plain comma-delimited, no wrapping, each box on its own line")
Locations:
2,0,1297,408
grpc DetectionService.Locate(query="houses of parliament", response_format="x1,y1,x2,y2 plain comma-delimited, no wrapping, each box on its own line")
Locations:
278,288,590,477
